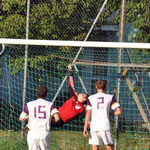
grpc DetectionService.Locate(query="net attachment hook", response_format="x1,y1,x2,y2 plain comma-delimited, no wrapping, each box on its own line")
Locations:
0,44,5,55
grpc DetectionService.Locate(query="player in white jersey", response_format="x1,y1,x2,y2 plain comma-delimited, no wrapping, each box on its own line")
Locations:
83,80,122,150
19,86,60,150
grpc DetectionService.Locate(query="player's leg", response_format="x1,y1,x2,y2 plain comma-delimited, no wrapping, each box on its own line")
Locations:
105,144,114,150
92,145,106,150
39,131,51,150
89,131,103,150
92,145,99,150
99,130,114,150
27,130,40,150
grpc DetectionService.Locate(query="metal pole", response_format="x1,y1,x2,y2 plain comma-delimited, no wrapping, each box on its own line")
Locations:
115,0,126,150
74,65,87,93
75,61,150,68
72,0,108,63
52,75,68,103
72,0,108,92
0,44,5,55
21,0,30,139
125,49,150,115
52,0,108,102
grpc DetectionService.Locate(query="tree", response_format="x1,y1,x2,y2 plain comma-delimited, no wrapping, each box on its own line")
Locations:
0,0,149,79
0,0,26,38
0,0,106,81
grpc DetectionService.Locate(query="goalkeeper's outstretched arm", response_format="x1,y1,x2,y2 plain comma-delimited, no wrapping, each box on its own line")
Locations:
68,64,78,98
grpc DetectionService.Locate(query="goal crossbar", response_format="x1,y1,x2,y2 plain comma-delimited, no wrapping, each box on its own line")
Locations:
0,38,150,49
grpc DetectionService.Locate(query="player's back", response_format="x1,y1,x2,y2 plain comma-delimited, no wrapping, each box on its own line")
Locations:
88,93,113,131
27,98,53,131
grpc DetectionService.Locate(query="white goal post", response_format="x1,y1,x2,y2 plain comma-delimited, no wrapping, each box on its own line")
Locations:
0,38,150,49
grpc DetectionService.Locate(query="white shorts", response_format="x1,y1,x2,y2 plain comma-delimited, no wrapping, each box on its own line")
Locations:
89,130,114,145
27,130,51,150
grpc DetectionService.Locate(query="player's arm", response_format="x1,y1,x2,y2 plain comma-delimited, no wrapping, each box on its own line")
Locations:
19,112,29,121
83,99,92,137
110,107,122,116
19,104,29,121
68,64,78,98
53,112,60,122
83,109,91,137
110,96,122,116
51,104,60,123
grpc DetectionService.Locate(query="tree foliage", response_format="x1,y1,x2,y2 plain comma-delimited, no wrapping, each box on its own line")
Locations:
125,0,150,62
0,0,150,42
0,0,104,40
0,0,149,78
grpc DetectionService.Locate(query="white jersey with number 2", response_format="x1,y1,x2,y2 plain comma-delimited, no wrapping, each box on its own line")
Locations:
87,93,120,132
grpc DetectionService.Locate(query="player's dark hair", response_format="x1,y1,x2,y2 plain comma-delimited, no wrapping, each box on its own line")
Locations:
37,86,47,98
83,93,89,98
96,80,107,90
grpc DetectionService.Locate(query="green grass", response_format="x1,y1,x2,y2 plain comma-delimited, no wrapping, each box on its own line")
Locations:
0,130,149,150
0,130,28,150
50,130,91,150
117,132,150,150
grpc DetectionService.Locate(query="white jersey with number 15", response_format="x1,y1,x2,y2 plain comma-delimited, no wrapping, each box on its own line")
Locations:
20,98,59,131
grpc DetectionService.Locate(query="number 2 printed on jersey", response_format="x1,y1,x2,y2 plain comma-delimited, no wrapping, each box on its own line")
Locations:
97,97,104,109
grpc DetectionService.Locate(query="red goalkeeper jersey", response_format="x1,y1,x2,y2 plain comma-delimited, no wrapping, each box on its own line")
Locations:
58,96,85,123
58,71,85,123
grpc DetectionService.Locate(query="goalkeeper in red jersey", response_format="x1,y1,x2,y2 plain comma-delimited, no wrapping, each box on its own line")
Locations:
51,64,89,127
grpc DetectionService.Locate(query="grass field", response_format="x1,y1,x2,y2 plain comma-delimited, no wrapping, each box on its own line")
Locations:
0,129,149,150
0,130,27,150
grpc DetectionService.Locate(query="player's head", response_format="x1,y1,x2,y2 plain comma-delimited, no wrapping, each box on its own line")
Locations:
78,93,89,103
37,85,47,98
96,80,107,91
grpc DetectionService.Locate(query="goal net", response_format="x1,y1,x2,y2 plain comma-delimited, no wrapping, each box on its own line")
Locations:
0,0,150,149
0,39,150,150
